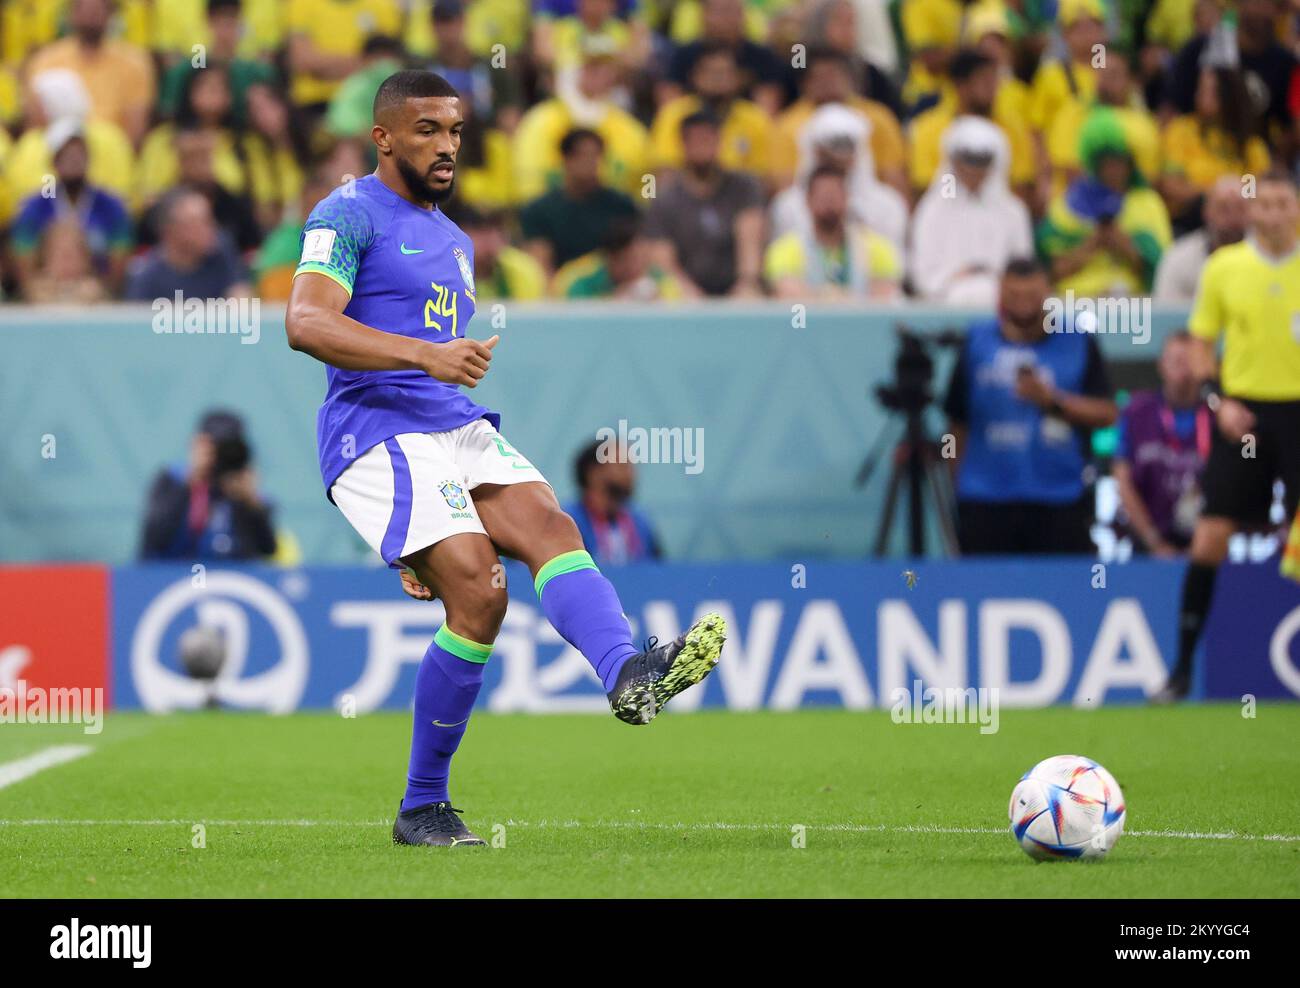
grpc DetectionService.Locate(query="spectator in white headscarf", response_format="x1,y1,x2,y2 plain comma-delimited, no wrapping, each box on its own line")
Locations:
908,115,1033,307
770,102,908,251
764,164,902,301
0,68,136,223
29,67,92,123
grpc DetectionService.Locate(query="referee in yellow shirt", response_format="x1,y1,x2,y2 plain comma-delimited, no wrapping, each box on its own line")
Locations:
1155,171,1300,702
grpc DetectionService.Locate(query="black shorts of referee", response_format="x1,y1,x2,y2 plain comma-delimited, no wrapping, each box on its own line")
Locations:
1199,398,1300,525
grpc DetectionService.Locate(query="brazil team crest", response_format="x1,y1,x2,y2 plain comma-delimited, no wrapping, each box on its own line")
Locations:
453,246,475,299
439,480,468,511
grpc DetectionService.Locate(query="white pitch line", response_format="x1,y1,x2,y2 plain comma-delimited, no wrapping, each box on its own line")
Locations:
0,816,1296,843
0,745,93,791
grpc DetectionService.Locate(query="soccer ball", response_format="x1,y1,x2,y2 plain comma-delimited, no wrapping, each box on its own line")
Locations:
1008,755,1126,861
178,625,226,681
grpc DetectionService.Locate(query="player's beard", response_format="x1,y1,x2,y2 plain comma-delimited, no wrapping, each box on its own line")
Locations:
396,156,455,206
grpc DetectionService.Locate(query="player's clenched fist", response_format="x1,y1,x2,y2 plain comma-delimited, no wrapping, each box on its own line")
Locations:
422,335,498,387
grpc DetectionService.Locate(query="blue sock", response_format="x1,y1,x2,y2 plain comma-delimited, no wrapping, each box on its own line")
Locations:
536,550,639,691
400,625,491,812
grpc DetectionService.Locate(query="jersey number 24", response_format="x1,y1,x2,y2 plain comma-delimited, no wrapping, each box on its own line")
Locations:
424,282,459,337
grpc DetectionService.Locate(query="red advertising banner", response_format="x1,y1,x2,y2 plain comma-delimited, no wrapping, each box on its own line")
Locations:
0,565,110,705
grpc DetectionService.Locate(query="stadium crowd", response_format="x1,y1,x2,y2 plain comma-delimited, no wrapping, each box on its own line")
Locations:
0,0,1297,304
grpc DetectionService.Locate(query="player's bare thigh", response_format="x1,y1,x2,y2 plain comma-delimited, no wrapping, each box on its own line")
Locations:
473,481,584,575
401,532,507,643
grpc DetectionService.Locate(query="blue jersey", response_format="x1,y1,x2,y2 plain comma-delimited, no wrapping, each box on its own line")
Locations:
942,318,1111,504
294,174,498,494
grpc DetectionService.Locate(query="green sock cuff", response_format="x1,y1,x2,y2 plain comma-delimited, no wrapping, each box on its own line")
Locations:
534,549,598,597
434,624,493,664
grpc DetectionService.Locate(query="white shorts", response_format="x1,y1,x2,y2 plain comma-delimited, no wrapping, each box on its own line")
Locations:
330,419,549,567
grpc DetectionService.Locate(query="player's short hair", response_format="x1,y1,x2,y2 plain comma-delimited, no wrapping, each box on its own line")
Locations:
1003,256,1048,279
207,0,240,16
560,127,604,158
373,69,459,123
949,48,995,82
1164,328,1194,349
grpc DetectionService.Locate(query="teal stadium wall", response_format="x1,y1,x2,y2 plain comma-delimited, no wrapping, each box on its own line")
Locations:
0,304,1189,564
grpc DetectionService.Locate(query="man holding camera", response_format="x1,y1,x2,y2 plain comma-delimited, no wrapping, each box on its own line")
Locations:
942,258,1118,554
139,409,278,561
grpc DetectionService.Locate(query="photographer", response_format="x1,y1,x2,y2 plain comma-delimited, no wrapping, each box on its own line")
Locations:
139,410,277,561
562,440,662,567
942,258,1118,555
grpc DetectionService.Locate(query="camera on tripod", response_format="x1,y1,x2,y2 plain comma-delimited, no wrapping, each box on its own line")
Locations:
875,327,966,417
857,325,966,558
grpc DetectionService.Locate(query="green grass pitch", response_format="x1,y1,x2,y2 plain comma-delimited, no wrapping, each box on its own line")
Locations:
1,706,1298,898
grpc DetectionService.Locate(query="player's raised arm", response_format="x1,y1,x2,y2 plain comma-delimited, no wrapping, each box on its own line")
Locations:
286,272,497,387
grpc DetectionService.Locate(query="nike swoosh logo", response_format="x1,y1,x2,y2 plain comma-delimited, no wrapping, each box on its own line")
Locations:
432,717,469,728
400,244,423,255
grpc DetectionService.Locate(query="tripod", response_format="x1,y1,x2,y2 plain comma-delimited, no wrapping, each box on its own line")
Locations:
856,400,961,558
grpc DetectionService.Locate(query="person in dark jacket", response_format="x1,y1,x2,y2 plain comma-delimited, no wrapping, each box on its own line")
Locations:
562,439,661,566
139,409,277,560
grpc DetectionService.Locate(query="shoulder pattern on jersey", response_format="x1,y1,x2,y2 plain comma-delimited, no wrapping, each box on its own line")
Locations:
296,180,394,293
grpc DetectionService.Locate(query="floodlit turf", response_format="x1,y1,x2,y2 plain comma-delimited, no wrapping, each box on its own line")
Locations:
1,706,1298,898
